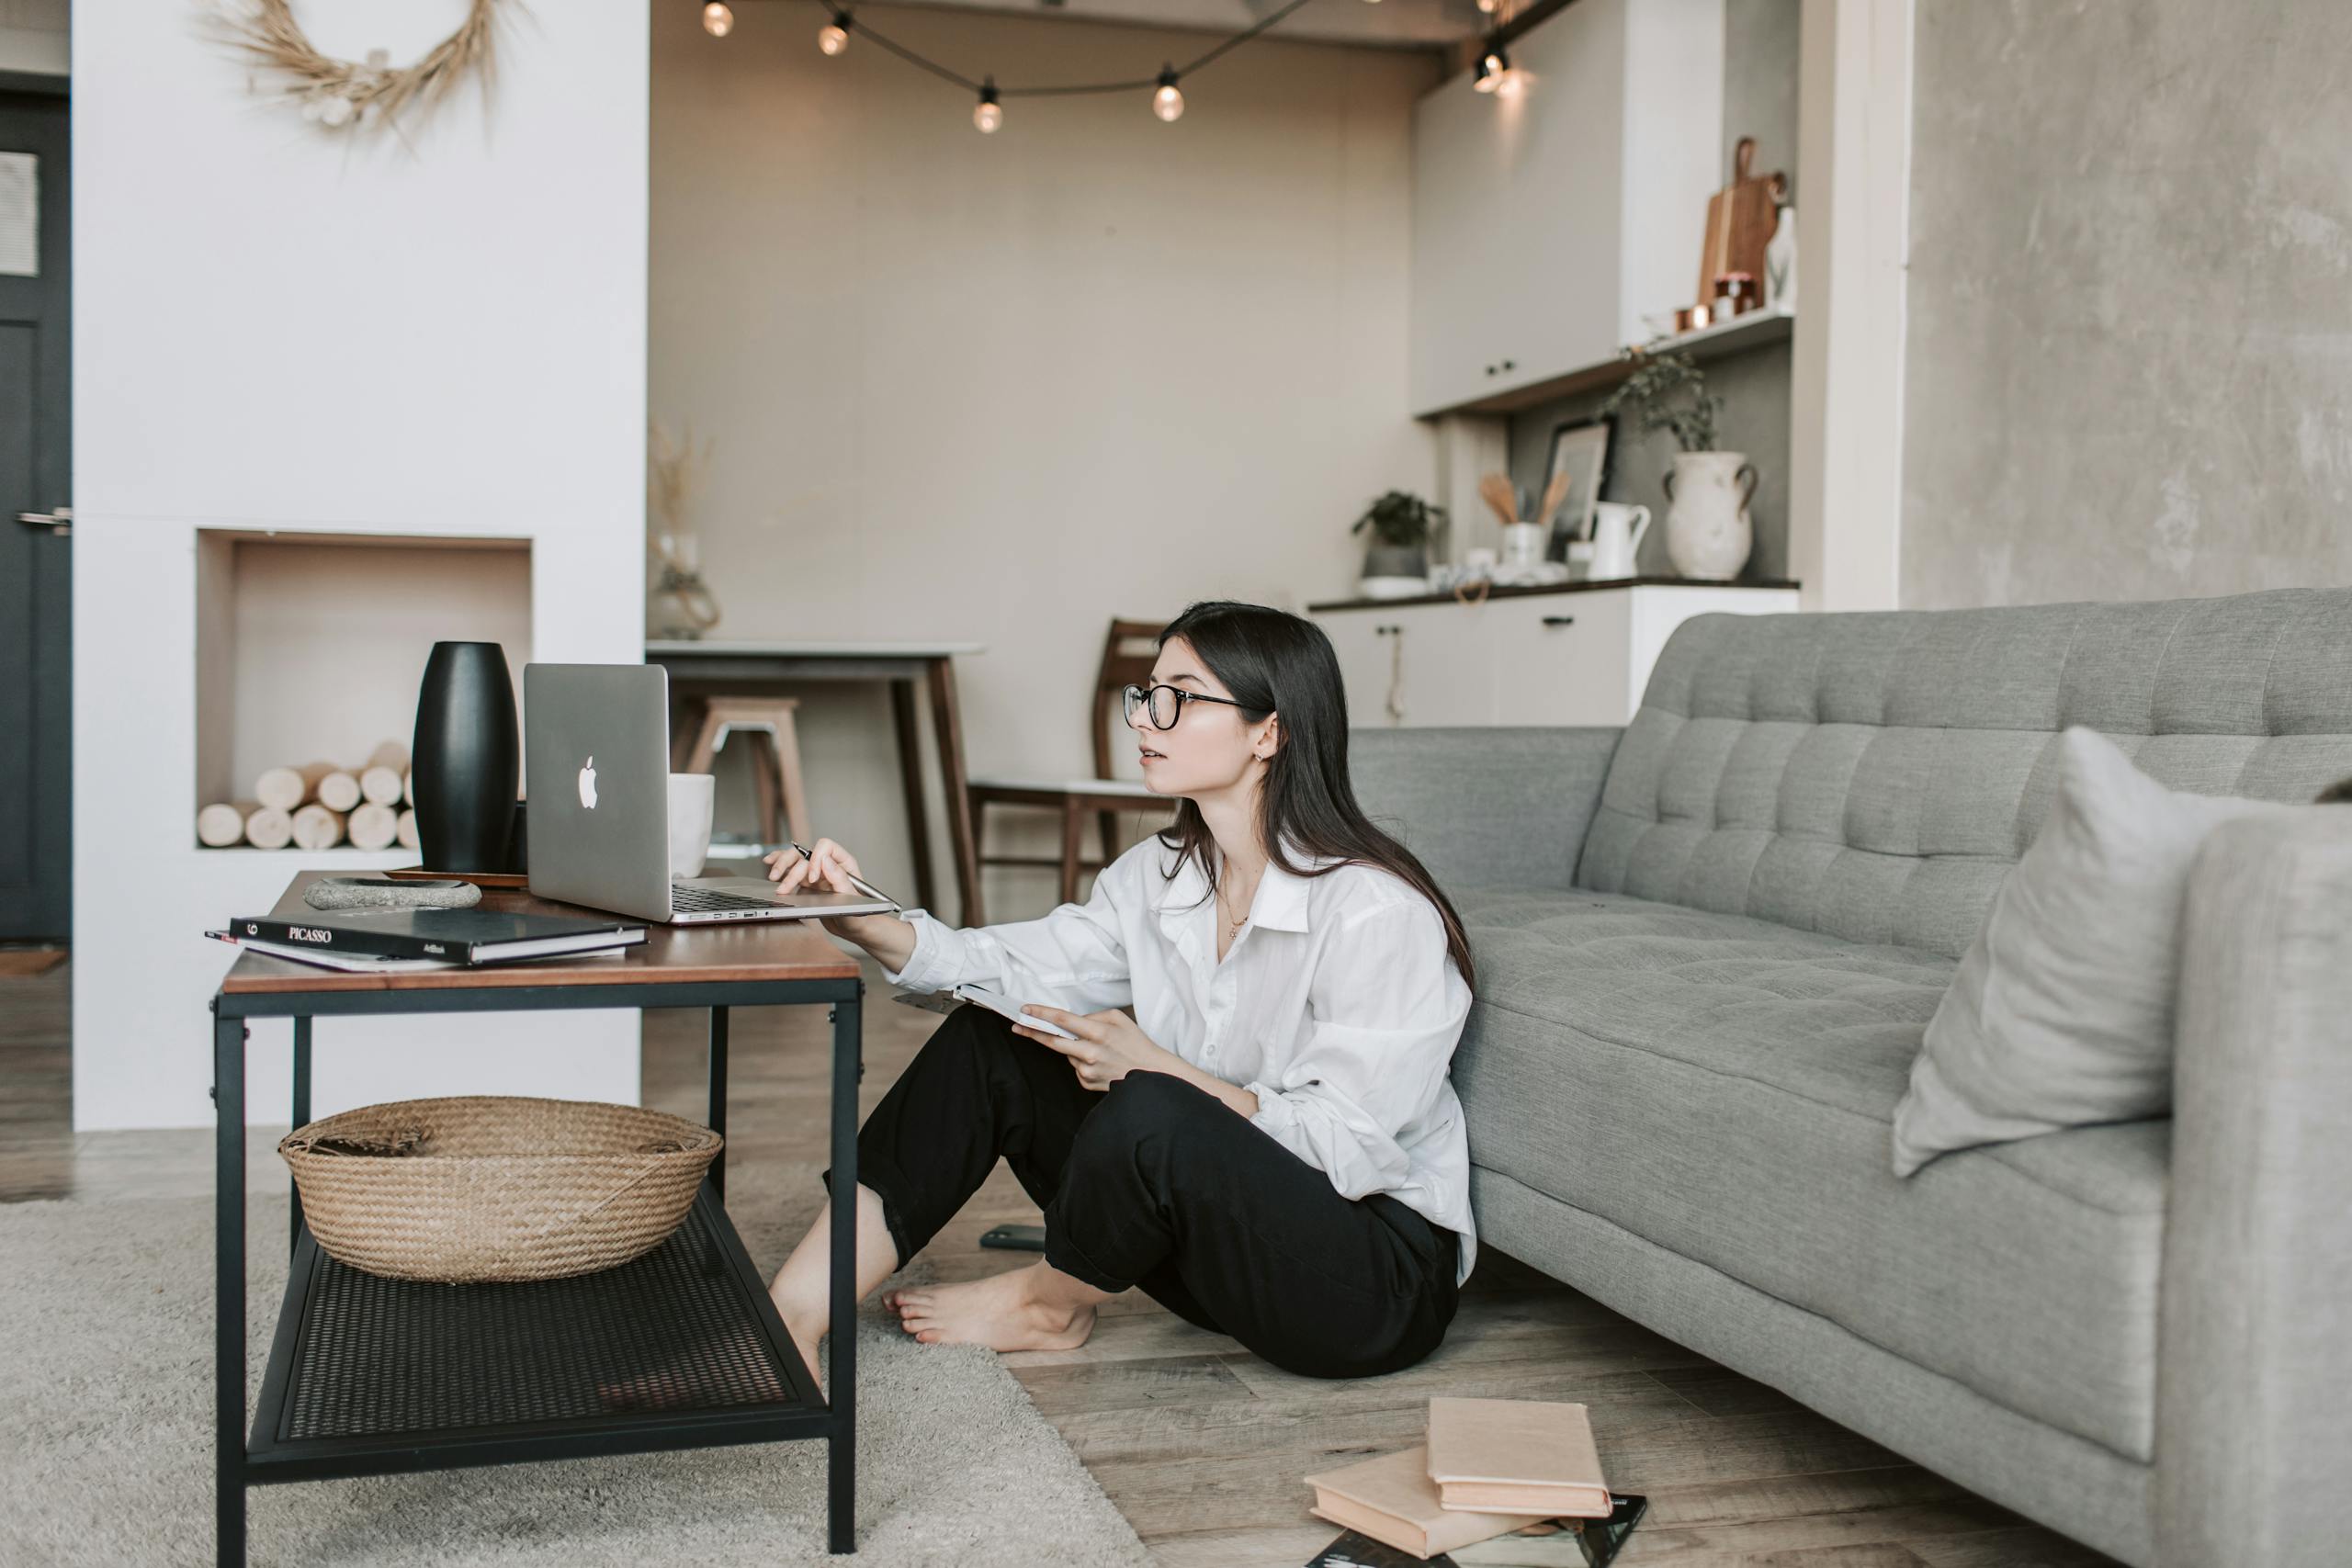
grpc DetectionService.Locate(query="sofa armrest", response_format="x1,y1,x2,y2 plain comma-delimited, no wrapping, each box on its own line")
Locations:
1346,726,1621,895
2158,807,2352,1566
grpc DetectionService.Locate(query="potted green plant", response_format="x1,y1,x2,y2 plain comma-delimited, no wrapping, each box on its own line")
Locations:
1598,351,1756,581
1351,490,1446,592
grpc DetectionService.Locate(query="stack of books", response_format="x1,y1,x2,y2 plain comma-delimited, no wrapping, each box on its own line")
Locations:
1302,1398,1645,1568
207,908,647,973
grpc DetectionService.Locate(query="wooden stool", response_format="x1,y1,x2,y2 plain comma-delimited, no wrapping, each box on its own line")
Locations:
673,695,815,849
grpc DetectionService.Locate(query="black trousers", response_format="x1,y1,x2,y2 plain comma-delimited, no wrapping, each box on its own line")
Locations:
821,1000,1460,1380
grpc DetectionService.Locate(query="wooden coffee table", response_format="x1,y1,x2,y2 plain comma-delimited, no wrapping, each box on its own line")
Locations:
209,872,865,1564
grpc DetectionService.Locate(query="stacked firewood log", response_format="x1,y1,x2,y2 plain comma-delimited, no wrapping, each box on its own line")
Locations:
197,741,420,852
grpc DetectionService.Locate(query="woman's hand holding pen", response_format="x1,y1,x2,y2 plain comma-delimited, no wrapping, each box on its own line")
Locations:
763,837,900,947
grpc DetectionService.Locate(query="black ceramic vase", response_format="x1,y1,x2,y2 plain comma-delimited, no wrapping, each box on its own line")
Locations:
411,641,520,873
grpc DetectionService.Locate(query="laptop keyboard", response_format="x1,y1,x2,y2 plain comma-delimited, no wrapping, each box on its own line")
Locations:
671,885,784,914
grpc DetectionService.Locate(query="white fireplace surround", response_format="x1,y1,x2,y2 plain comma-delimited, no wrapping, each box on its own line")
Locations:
72,1,651,1132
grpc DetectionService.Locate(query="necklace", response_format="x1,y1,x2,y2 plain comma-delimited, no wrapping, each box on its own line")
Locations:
1218,877,1252,934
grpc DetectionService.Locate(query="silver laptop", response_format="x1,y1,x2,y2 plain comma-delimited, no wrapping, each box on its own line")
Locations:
524,662,901,925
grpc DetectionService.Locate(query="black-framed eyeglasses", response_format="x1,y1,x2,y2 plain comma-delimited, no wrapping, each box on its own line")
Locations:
1122,682,1250,731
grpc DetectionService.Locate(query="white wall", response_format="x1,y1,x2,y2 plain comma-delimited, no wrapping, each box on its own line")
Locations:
73,1,650,1129
650,2,1442,921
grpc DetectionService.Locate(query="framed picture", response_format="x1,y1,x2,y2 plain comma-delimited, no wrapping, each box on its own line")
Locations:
1543,414,1615,547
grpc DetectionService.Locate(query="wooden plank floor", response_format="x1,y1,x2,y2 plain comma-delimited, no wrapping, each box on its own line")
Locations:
2,954,2116,1567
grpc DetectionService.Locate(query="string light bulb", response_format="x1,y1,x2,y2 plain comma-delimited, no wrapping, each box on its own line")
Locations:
702,2,734,39
1472,40,1510,93
974,77,1003,133
1152,65,1184,122
818,11,851,55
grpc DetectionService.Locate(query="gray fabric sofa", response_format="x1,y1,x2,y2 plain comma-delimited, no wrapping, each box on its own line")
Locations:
1349,586,2352,1568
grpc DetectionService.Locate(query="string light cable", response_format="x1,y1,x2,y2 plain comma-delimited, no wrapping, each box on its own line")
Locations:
699,0,1343,127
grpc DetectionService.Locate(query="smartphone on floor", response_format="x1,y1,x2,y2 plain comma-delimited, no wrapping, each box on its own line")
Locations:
979,1224,1046,1251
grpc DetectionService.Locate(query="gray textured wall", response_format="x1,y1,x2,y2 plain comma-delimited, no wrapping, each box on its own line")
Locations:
1507,0,1800,581
1903,0,2352,608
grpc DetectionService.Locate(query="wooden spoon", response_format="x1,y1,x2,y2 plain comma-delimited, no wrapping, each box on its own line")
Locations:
1478,472,1520,526
1537,470,1573,529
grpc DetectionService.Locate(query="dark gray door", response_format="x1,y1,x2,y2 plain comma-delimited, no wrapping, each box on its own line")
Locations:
0,87,69,941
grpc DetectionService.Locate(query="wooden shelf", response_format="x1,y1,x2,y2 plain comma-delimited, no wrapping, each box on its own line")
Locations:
1424,307,1794,420
1306,575,1799,615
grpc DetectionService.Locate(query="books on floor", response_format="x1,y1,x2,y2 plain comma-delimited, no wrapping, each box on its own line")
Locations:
1426,1397,1611,1518
1304,1499,1648,1568
1306,1446,1551,1560
1303,1398,1639,1566
1305,1529,1447,1567
1298,1504,1646,1561
1450,1496,1647,1567
213,908,646,971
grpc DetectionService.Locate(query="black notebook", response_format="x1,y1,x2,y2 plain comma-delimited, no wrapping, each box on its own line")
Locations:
226,908,646,965
1306,1497,1647,1568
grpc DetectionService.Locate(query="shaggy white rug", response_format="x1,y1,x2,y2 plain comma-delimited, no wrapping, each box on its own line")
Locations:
0,1165,1149,1568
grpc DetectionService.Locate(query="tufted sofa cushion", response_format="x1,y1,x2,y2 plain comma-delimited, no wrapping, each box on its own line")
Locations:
1576,588,2352,959
1451,886,2167,1462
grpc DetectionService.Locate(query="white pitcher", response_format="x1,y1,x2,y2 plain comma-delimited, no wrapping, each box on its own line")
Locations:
1588,502,1651,581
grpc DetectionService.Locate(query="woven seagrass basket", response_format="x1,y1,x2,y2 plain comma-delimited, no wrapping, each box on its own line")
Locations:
278,1095,722,1284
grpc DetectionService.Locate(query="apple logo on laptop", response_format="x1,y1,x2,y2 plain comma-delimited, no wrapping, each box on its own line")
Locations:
577,756,598,809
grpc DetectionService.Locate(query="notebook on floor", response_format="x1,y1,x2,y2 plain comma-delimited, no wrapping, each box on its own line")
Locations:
1305,1496,1647,1568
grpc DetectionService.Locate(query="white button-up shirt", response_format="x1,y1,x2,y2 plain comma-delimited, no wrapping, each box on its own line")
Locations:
880,834,1477,1288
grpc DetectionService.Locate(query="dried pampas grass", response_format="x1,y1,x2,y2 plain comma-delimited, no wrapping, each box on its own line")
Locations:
648,419,714,542
203,0,517,135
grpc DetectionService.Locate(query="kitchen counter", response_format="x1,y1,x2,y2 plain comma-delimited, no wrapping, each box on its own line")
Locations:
1306,575,1801,615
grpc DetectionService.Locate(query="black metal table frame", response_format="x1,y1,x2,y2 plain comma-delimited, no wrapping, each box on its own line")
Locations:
209,975,865,1565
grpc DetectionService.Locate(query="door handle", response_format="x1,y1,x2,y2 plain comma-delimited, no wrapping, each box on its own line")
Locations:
15,506,70,536
1542,615,1576,627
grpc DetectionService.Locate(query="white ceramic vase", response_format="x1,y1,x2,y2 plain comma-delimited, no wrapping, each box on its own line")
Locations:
1663,451,1758,581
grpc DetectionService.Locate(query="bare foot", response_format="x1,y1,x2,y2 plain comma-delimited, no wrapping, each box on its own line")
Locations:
883,1267,1097,1352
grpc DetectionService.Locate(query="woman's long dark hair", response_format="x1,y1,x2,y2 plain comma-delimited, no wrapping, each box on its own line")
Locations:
1149,600,1476,993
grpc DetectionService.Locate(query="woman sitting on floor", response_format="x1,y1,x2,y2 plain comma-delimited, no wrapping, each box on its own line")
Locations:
759,598,1479,1385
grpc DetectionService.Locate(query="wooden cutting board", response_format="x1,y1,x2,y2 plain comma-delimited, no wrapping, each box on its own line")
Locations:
1696,136,1785,305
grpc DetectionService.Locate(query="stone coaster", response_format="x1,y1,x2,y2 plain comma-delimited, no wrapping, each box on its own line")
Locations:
302,877,483,911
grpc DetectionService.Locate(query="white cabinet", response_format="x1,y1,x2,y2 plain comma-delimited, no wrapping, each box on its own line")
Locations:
1322,610,1403,725
1321,600,1496,727
1409,0,1725,418
1487,590,1634,726
1312,583,1797,729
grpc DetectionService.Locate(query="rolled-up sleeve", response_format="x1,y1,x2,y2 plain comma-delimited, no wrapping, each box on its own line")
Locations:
879,864,1134,1015
1243,896,1470,1201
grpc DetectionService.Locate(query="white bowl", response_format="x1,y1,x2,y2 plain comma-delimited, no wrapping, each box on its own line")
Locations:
1357,575,1432,600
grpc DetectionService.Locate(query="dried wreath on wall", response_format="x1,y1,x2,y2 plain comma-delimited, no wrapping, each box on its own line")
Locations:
204,0,516,134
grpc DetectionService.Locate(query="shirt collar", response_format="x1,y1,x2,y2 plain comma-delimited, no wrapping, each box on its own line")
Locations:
1150,837,1329,935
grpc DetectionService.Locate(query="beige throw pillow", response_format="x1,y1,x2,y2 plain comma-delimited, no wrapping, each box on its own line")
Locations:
1891,727,2279,1177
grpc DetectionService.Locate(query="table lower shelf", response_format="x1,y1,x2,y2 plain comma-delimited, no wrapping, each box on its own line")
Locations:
247,1183,831,1483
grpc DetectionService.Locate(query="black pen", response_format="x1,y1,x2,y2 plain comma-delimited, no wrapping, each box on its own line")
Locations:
786,840,901,910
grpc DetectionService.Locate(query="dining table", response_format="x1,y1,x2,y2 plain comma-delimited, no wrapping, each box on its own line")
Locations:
646,638,989,926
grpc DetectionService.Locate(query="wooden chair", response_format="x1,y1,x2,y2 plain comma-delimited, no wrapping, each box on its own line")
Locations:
673,694,816,849
967,619,1174,908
